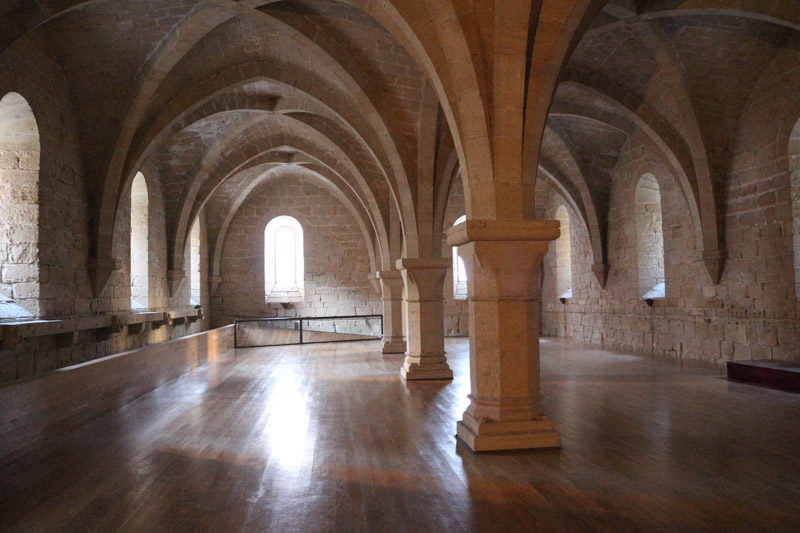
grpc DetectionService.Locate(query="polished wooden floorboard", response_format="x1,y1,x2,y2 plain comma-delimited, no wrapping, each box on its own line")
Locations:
2,338,800,532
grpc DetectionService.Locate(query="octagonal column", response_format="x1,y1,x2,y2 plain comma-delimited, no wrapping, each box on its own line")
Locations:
447,219,561,452
396,258,453,380
376,270,406,354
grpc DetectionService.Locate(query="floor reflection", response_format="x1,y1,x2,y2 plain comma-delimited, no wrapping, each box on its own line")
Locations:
1,338,799,532
263,369,312,471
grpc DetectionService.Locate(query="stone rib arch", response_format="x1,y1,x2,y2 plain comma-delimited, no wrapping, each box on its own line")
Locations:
87,8,237,294
259,6,418,171
522,0,610,219
103,59,418,291
208,164,383,294
541,123,610,286
125,93,280,182
730,38,800,299
536,163,608,288
432,148,461,255
336,0,489,219
168,116,392,277
556,79,723,282
205,152,387,271
179,134,390,285
643,8,800,32
122,69,404,229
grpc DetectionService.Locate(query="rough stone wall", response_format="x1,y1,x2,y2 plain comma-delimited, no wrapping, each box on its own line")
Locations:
211,175,380,325
542,119,799,362
0,153,210,384
442,176,469,337
541,194,596,339
0,33,211,385
0,34,85,322
0,92,40,319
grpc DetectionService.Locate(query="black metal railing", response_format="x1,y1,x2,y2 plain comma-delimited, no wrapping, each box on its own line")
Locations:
234,314,383,348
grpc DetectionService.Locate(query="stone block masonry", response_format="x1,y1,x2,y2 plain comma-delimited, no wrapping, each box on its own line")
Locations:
541,126,799,363
212,175,381,324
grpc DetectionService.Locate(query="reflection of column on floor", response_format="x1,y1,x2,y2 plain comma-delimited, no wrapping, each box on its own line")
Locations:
376,270,406,354
396,258,453,380
447,220,561,452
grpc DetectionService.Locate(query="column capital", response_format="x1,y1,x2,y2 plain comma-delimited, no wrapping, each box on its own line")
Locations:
396,257,450,303
447,219,560,247
459,239,550,301
395,257,451,271
375,270,404,299
376,270,402,280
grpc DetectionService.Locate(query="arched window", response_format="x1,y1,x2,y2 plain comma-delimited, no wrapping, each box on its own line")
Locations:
0,92,40,320
189,219,201,306
130,172,149,310
790,118,800,299
265,215,304,302
555,205,573,299
635,173,665,299
452,215,467,300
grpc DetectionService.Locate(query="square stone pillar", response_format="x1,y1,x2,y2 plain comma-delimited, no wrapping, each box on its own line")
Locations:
376,270,406,354
447,219,562,452
396,257,453,380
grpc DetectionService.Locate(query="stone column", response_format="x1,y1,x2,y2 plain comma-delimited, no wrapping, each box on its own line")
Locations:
395,257,453,380
447,219,561,452
376,270,406,354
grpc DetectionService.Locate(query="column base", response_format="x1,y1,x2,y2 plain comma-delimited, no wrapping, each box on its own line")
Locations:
456,416,561,452
381,339,407,354
400,353,453,380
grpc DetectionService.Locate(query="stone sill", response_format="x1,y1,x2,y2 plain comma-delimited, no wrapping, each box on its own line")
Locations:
0,307,204,350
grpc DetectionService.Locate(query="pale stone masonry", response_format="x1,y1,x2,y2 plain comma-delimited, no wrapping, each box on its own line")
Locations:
542,127,799,363
211,176,381,324
1,1,799,454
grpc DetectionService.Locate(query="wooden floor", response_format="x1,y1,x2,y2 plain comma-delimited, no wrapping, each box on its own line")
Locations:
2,338,800,532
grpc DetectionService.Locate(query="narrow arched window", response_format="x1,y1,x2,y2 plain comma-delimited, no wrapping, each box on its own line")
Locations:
0,92,40,320
189,219,201,306
130,172,149,310
555,205,573,299
635,173,665,299
265,215,304,302
452,215,467,300
790,118,800,299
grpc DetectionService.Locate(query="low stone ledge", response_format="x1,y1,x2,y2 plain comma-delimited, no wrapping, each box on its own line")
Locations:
0,307,204,349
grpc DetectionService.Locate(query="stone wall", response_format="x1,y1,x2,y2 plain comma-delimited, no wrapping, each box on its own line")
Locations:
0,33,211,385
542,124,799,363
0,91,40,319
211,175,381,325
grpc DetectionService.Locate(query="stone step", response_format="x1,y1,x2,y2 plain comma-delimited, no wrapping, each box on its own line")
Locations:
727,360,800,392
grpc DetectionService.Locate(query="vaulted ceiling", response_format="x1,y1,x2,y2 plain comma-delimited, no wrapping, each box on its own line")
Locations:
1,0,798,283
